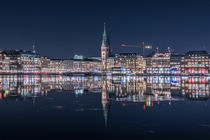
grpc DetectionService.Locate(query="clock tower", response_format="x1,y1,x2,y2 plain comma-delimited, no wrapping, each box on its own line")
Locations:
101,23,111,71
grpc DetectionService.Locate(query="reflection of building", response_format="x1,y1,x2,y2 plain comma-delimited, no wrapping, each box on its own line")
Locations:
146,76,171,97
102,79,110,128
181,76,210,100
181,51,209,74
1,75,210,109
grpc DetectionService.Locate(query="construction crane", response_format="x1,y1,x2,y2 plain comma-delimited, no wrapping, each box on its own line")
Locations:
121,42,152,57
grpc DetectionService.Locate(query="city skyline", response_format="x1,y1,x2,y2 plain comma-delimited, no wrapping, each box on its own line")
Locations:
2,1,210,139
1,0,210,58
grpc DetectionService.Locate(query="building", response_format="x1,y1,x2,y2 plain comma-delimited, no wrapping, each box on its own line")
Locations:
146,52,171,74
113,53,146,74
101,23,111,71
49,59,64,74
72,58,102,73
170,54,183,75
19,51,41,73
41,56,51,74
1,50,41,74
181,51,209,75
63,59,74,73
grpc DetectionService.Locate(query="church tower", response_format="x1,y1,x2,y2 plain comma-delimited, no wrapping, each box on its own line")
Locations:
101,23,111,71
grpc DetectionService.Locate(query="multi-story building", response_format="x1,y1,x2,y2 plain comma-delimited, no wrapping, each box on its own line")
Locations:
181,51,209,75
113,53,146,74
107,57,115,72
72,58,102,73
63,59,74,73
19,51,41,73
49,59,64,74
146,52,171,74
1,51,11,73
1,50,41,74
41,56,51,74
170,54,183,75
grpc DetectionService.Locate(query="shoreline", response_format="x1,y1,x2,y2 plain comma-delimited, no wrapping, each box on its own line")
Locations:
0,72,208,76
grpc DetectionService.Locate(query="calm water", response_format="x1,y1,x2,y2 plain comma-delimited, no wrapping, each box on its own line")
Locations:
0,75,210,139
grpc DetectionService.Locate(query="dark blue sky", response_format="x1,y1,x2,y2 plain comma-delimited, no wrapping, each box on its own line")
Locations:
1,0,210,58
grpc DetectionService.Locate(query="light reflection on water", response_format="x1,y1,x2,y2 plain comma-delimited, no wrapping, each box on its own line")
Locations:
0,75,210,139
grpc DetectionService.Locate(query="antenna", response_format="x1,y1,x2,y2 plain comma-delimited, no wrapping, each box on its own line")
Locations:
32,42,36,53
156,47,159,53
168,46,171,53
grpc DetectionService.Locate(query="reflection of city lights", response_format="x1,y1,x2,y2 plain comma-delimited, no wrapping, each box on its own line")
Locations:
0,75,208,110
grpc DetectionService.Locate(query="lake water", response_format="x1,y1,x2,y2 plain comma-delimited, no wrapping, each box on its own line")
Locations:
0,75,210,139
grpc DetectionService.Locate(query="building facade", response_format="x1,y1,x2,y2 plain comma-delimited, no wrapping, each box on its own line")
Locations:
146,52,171,74
170,54,183,75
181,51,210,75
113,53,146,74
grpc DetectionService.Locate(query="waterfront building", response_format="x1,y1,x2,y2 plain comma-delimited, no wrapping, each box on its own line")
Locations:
113,53,146,74
1,50,41,74
170,54,183,75
19,51,41,73
101,23,111,71
1,51,11,73
146,52,171,74
49,59,64,74
72,58,102,73
63,59,74,73
181,51,209,74
107,57,115,72
84,59,102,73
41,56,51,74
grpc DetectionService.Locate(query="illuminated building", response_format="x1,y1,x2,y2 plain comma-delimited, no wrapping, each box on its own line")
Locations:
101,23,111,71
63,59,74,73
146,52,171,74
107,57,115,72
1,52,10,73
72,58,102,73
19,51,41,73
113,53,146,75
170,54,183,74
1,50,41,74
181,51,209,75
41,56,51,73
49,59,64,74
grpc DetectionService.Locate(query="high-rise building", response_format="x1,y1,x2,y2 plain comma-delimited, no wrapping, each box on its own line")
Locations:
101,23,111,71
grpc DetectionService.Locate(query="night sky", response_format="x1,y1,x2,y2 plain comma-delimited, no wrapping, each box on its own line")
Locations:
1,0,210,58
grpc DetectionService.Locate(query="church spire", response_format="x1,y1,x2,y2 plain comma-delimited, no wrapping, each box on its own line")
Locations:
102,22,110,46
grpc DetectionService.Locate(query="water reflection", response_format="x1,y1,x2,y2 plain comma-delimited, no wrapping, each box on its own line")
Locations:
0,75,210,127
